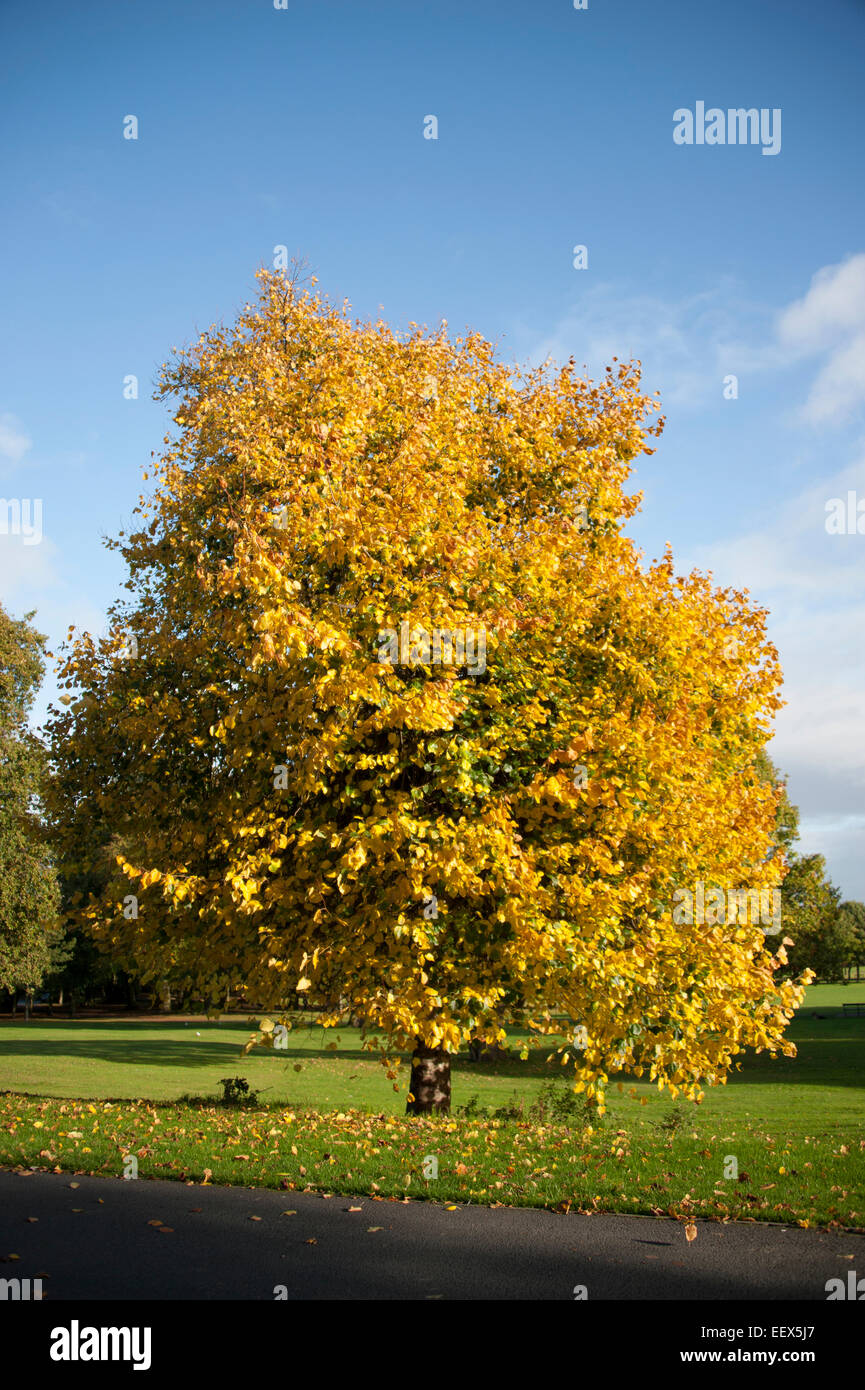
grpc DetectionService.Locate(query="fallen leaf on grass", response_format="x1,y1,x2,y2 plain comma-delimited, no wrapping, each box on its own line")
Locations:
367,1227,383,1232
281,1210,297,1216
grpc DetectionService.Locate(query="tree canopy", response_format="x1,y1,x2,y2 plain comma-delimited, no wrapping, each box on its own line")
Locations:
48,269,811,1110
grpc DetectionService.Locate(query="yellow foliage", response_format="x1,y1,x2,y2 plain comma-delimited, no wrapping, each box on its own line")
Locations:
46,268,808,1105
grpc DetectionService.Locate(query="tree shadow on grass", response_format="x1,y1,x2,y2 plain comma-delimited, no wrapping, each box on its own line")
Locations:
1,1020,861,1089
0,1021,560,1075
0,1036,408,1068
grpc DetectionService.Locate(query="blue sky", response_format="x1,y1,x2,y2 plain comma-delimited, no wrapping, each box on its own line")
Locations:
1,0,863,896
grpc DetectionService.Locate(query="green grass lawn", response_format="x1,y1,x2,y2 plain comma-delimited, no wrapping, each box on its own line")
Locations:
1,984,863,1228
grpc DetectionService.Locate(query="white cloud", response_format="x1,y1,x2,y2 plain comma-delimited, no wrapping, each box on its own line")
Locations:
0,413,33,474
684,455,865,897
796,817,865,906
512,280,763,411
797,331,865,425
778,254,865,349
696,454,865,770
0,533,60,596
776,254,865,425
698,457,865,599
515,254,865,429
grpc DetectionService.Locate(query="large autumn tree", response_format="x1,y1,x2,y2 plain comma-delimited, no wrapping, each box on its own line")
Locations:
48,269,810,1112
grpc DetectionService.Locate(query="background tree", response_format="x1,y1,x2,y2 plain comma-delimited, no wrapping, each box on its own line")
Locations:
46,837,141,1014
754,749,799,859
48,269,811,1112
0,605,61,1014
780,855,847,981
837,901,865,980
754,753,855,983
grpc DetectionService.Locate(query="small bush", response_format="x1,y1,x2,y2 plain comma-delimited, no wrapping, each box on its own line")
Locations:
658,1105,687,1134
529,1077,602,1126
218,1076,259,1107
467,1078,603,1126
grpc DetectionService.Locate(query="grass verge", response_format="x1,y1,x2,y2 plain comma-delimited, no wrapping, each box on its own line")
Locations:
1,1090,862,1231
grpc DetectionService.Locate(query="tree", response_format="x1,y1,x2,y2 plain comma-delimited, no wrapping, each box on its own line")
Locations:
46,837,142,1013
780,855,847,981
752,754,853,983
838,901,865,980
0,605,61,1009
48,268,810,1112
753,749,799,857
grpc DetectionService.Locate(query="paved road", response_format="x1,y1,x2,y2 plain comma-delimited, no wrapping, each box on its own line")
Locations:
1,1170,861,1300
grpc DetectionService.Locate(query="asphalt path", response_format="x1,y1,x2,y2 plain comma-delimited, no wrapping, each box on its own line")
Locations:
1,1170,862,1301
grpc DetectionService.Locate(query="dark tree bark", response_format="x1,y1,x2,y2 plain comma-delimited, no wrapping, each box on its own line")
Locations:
406,1041,451,1115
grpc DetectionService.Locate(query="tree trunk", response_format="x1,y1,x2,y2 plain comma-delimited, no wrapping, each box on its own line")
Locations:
406,1041,451,1115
